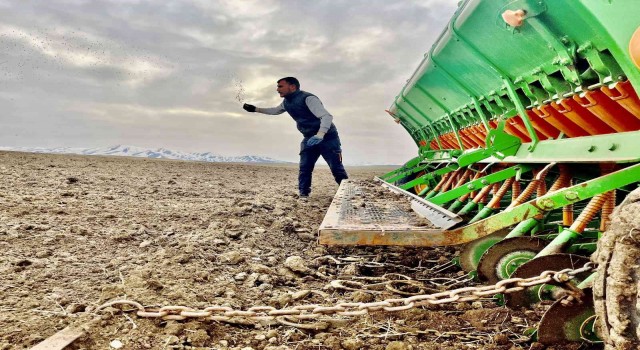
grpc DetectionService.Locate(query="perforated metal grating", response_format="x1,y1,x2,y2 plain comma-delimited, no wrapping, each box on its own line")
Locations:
331,181,426,226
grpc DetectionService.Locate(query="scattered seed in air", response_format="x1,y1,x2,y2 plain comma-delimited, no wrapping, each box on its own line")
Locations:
233,76,245,104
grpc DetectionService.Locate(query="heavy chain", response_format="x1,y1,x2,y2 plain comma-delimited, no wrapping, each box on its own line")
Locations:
97,262,595,325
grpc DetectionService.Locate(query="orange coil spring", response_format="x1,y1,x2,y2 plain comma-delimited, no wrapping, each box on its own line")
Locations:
454,168,473,188
442,168,463,192
537,180,547,197
548,165,571,192
559,177,574,225
488,178,515,209
508,168,553,208
598,164,617,231
476,180,499,204
599,190,617,231
432,172,451,193
472,184,493,204
451,168,471,193
570,193,608,233
511,181,522,204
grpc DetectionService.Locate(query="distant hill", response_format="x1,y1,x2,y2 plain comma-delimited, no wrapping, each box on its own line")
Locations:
0,145,291,164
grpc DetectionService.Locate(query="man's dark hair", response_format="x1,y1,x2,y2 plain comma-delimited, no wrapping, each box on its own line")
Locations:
278,77,300,89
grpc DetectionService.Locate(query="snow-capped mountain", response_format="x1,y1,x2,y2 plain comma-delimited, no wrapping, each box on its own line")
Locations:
0,145,289,164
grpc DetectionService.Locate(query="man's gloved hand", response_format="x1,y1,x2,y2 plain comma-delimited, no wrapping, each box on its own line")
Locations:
243,103,256,112
306,133,324,147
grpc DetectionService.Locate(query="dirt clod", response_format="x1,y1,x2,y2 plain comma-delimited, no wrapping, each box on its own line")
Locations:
342,338,364,350
284,255,310,274
221,251,245,265
387,341,412,350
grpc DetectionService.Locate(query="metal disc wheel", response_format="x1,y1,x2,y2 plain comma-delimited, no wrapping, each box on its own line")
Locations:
593,188,640,350
459,228,509,273
538,289,598,344
476,237,547,284
504,254,591,309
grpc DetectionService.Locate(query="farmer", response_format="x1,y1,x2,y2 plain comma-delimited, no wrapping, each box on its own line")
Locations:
242,77,348,199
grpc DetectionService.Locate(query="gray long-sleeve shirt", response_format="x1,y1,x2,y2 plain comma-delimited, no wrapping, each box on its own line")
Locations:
255,95,334,134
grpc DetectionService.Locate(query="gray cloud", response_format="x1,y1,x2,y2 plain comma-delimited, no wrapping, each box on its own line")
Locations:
0,0,457,164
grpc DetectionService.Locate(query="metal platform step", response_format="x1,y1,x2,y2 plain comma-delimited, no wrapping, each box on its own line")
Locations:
319,180,444,246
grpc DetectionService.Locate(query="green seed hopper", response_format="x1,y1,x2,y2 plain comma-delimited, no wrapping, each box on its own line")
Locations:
320,0,640,347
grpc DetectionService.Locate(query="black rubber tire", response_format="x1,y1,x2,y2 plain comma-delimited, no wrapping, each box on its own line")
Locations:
593,188,640,350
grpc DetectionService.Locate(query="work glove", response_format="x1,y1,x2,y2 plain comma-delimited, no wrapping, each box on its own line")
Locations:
243,103,256,112
306,134,324,147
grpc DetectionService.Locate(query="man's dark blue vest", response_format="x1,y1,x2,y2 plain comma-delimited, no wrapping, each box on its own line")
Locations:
283,90,338,138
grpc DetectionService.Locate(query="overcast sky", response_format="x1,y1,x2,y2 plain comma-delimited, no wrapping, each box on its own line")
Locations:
0,0,458,165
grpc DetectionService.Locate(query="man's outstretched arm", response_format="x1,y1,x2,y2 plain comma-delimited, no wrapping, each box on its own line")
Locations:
243,102,286,115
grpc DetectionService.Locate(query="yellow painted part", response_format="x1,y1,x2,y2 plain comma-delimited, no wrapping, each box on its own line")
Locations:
630,26,640,69
413,171,427,194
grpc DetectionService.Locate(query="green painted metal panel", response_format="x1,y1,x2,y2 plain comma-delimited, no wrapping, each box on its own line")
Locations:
453,1,560,83
564,0,640,88
430,29,501,99
388,0,640,148
503,130,640,163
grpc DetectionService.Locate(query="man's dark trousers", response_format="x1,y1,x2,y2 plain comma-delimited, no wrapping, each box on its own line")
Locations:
299,135,348,196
